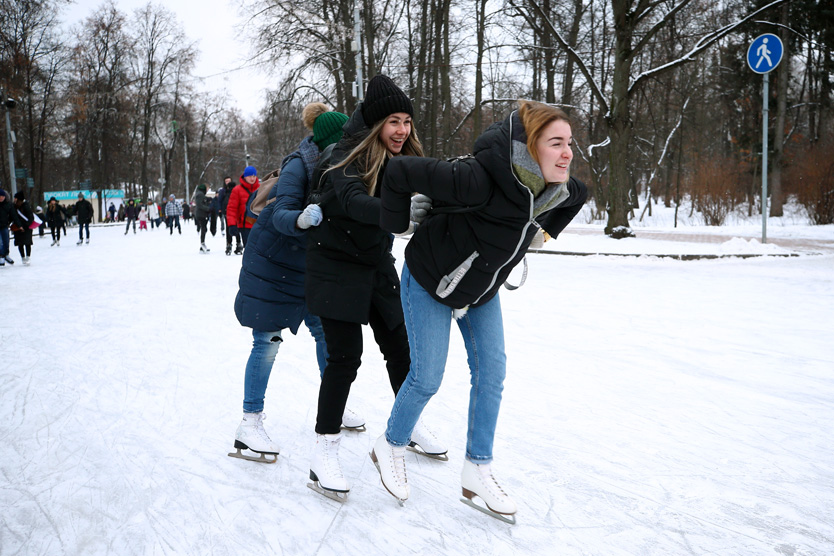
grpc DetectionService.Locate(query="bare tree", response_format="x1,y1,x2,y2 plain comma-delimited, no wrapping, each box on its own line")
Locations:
0,0,65,197
515,0,790,237
130,3,196,201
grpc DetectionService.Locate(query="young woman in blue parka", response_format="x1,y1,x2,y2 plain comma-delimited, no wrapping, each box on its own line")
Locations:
371,101,588,521
229,103,362,463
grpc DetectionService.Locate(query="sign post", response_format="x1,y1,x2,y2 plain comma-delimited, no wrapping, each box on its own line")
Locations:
747,33,783,244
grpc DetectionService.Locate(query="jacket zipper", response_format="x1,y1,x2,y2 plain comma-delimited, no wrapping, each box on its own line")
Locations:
469,112,534,307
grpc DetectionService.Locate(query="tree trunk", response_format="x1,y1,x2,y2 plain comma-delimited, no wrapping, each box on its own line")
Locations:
473,0,487,137
605,0,634,238
561,0,583,109
770,2,789,217
363,0,376,81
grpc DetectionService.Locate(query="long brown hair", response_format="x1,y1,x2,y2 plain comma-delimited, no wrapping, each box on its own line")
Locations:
329,115,424,196
517,100,572,166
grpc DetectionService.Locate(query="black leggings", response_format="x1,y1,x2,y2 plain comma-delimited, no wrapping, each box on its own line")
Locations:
197,216,208,242
50,224,61,241
18,244,31,257
315,305,411,435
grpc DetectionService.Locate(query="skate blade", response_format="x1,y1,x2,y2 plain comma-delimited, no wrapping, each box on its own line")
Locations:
227,448,278,464
369,451,406,507
407,443,449,462
307,481,348,503
341,424,367,433
460,496,516,525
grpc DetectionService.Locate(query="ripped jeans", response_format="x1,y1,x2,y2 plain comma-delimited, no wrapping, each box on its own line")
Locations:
242,314,328,413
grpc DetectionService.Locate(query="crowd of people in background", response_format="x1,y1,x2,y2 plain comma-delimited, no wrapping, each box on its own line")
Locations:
0,172,260,267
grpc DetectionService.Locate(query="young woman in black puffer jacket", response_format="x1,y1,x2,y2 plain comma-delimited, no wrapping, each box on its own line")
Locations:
304,75,445,500
371,100,588,521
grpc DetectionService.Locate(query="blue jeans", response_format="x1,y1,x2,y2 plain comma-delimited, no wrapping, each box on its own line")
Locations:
386,263,507,462
242,314,328,413
305,313,328,378
78,222,90,239
1,227,9,258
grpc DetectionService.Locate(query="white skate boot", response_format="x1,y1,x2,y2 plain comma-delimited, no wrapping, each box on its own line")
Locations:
200,243,210,254
341,407,366,432
407,419,448,461
370,434,409,505
308,433,350,502
460,460,517,524
227,412,280,463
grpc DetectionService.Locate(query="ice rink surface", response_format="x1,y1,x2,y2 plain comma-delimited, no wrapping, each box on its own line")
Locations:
2,216,832,556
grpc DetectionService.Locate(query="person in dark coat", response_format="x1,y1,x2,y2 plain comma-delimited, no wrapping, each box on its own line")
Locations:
229,103,356,463
11,190,34,265
219,177,234,252
303,75,440,498
108,202,116,223
0,189,15,266
75,192,94,244
124,199,138,234
194,184,212,253
45,197,65,246
370,100,588,517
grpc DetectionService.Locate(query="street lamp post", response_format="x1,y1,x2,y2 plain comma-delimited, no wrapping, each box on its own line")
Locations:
2,91,17,196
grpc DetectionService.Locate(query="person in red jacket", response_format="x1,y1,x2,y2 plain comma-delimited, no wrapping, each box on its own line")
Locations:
225,166,260,255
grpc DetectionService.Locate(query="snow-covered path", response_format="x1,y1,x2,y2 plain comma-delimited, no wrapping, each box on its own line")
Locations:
2,223,833,555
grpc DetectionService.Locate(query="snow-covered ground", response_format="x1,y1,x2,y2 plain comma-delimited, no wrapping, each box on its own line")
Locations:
2,209,833,555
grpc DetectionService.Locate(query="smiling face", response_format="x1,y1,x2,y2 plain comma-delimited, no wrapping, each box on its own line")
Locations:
379,113,412,155
534,119,573,184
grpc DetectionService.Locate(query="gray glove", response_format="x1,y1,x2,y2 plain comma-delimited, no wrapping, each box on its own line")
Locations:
296,204,323,229
410,194,432,224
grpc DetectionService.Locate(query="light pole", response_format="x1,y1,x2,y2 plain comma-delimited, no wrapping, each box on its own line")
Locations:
2,91,17,196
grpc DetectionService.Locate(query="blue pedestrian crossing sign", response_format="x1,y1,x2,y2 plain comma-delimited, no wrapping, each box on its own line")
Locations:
747,34,783,74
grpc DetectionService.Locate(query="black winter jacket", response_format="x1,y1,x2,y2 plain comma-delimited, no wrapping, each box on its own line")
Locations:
0,197,15,229
75,199,94,224
46,205,65,227
194,189,212,219
380,110,588,310
305,105,403,328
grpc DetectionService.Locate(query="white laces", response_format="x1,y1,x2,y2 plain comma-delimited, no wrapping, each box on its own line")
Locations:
324,435,344,476
479,464,508,498
390,446,408,487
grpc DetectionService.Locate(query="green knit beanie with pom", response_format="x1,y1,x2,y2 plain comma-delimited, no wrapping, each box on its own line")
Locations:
313,111,349,149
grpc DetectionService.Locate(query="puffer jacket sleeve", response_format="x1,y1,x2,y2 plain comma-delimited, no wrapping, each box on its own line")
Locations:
380,155,489,234
536,176,589,239
329,151,381,226
271,157,308,237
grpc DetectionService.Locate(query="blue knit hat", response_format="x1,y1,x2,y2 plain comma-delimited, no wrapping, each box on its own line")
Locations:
0,189,6,198
243,166,257,178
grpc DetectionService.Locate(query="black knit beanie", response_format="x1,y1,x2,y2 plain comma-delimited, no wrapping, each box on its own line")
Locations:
362,75,413,127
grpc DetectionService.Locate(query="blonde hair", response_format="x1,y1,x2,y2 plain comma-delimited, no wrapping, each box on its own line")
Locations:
330,116,424,196
517,100,572,166
302,102,329,130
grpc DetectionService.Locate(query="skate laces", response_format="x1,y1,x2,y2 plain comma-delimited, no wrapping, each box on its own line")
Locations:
251,413,272,444
389,445,408,486
324,435,344,477
479,464,508,498
414,420,439,444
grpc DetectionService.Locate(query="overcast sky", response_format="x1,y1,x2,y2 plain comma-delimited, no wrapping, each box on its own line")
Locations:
63,0,266,119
